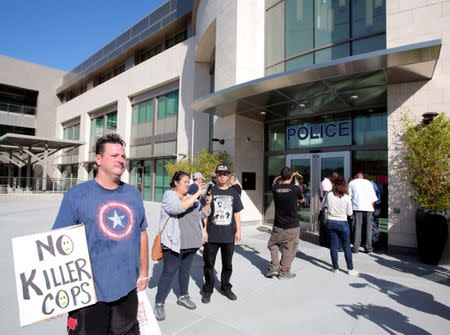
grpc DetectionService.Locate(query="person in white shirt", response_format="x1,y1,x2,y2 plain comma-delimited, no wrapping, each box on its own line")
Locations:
324,176,358,275
348,172,378,253
320,172,339,200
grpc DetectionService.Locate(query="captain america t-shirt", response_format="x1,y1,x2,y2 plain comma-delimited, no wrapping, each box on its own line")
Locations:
206,186,243,243
52,180,147,302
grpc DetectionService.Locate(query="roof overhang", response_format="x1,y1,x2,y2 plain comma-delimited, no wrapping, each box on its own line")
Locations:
191,39,441,122
0,133,85,165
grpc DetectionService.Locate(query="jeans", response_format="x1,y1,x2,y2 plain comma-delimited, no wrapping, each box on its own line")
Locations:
352,211,373,253
202,242,234,293
267,226,300,273
155,248,197,304
326,220,353,270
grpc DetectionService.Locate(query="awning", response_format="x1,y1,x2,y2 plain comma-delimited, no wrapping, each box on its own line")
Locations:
191,39,441,121
0,133,85,190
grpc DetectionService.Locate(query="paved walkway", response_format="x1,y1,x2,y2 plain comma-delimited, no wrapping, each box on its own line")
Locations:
1,195,450,334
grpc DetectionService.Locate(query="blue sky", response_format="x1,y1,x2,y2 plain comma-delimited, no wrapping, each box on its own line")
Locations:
0,0,166,71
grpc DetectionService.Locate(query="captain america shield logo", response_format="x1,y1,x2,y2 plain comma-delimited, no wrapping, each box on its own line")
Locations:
97,200,135,240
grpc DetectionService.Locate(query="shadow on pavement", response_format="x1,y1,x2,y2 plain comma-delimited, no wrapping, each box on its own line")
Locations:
352,273,450,321
339,302,432,335
295,250,332,272
234,244,268,275
369,253,450,287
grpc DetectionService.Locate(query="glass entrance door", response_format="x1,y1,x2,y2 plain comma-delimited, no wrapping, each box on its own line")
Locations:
286,152,350,232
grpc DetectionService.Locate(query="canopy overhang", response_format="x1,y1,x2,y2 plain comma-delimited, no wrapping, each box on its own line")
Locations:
0,133,85,191
191,39,441,122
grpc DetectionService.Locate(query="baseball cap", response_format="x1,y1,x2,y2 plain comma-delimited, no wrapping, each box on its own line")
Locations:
193,172,205,180
215,164,230,173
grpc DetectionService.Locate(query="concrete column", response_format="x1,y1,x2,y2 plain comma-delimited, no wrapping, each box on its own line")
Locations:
26,155,31,191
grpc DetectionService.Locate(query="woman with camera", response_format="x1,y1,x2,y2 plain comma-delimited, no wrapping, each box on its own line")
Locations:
154,171,211,321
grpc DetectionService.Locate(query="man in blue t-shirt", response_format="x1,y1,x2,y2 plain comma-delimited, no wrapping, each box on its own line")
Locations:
202,164,243,304
53,134,149,335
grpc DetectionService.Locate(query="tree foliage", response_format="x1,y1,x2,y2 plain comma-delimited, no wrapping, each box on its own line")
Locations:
165,149,232,181
402,113,450,211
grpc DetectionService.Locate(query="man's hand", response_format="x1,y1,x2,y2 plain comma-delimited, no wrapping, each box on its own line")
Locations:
203,231,208,243
136,276,149,291
235,230,241,243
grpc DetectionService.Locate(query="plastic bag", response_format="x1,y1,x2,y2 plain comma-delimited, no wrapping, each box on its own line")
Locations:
137,290,162,335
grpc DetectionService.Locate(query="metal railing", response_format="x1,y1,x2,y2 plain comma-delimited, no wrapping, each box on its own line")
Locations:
0,176,82,193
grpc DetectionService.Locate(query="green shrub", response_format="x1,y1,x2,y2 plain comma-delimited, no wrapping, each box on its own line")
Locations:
165,149,232,181
402,113,450,211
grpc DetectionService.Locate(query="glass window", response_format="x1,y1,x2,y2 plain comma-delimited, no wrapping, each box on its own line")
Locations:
352,150,388,218
154,158,173,202
315,43,350,63
106,112,117,130
286,0,314,57
351,0,386,37
157,91,178,119
352,34,386,55
267,123,285,151
286,53,313,71
352,112,387,145
63,124,80,140
315,0,349,48
132,99,154,124
266,1,285,67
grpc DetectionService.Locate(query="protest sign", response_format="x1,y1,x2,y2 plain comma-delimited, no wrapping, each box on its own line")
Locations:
12,224,96,327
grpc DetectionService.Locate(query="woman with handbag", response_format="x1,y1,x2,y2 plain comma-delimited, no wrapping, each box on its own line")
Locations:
324,176,358,276
154,171,211,321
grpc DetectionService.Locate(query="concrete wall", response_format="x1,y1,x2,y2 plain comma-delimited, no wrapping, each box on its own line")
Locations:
0,55,65,138
195,0,266,222
0,55,66,181
387,0,450,247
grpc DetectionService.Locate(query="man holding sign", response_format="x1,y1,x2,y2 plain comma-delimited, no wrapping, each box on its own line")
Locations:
53,134,149,335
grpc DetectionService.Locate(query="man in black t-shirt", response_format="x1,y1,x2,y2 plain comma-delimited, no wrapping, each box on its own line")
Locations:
202,164,244,303
266,167,304,279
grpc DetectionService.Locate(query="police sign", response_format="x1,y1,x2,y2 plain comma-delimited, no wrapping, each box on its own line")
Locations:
286,120,352,149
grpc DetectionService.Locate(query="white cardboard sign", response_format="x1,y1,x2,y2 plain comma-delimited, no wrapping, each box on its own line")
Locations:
12,224,96,327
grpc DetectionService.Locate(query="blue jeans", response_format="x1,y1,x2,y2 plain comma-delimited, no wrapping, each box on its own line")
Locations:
155,248,197,304
326,219,353,270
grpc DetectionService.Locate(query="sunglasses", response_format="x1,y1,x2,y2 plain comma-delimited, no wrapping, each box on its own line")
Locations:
216,171,230,176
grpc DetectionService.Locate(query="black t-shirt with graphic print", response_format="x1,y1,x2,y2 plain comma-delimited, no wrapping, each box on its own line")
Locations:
272,183,304,229
207,186,244,243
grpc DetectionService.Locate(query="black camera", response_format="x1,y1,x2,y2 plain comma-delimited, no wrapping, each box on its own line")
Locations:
202,183,213,199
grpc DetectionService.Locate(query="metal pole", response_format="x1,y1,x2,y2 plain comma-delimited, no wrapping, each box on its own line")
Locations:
42,144,48,191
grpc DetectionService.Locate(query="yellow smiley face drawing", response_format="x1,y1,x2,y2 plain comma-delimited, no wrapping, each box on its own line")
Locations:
57,235,74,255
56,290,69,309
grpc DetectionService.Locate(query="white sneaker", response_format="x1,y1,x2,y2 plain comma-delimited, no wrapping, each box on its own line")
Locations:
347,269,359,276
332,268,339,273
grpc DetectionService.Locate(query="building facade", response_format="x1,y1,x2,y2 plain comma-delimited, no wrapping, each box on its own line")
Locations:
1,0,449,249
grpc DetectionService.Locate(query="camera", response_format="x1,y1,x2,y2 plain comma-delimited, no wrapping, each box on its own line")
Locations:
201,183,213,199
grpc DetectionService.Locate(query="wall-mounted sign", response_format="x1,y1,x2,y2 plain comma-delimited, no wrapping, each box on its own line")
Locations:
286,120,352,149
12,224,96,327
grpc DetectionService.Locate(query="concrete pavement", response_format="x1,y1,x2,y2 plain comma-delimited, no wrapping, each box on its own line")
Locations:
1,195,449,334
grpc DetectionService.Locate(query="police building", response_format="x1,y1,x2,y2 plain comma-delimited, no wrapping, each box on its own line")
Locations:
1,0,449,251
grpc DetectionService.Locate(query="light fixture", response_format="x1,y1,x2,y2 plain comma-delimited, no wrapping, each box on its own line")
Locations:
422,112,439,125
350,95,359,100
212,138,225,145
260,111,266,115
299,103,307,108
368,109,374,113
